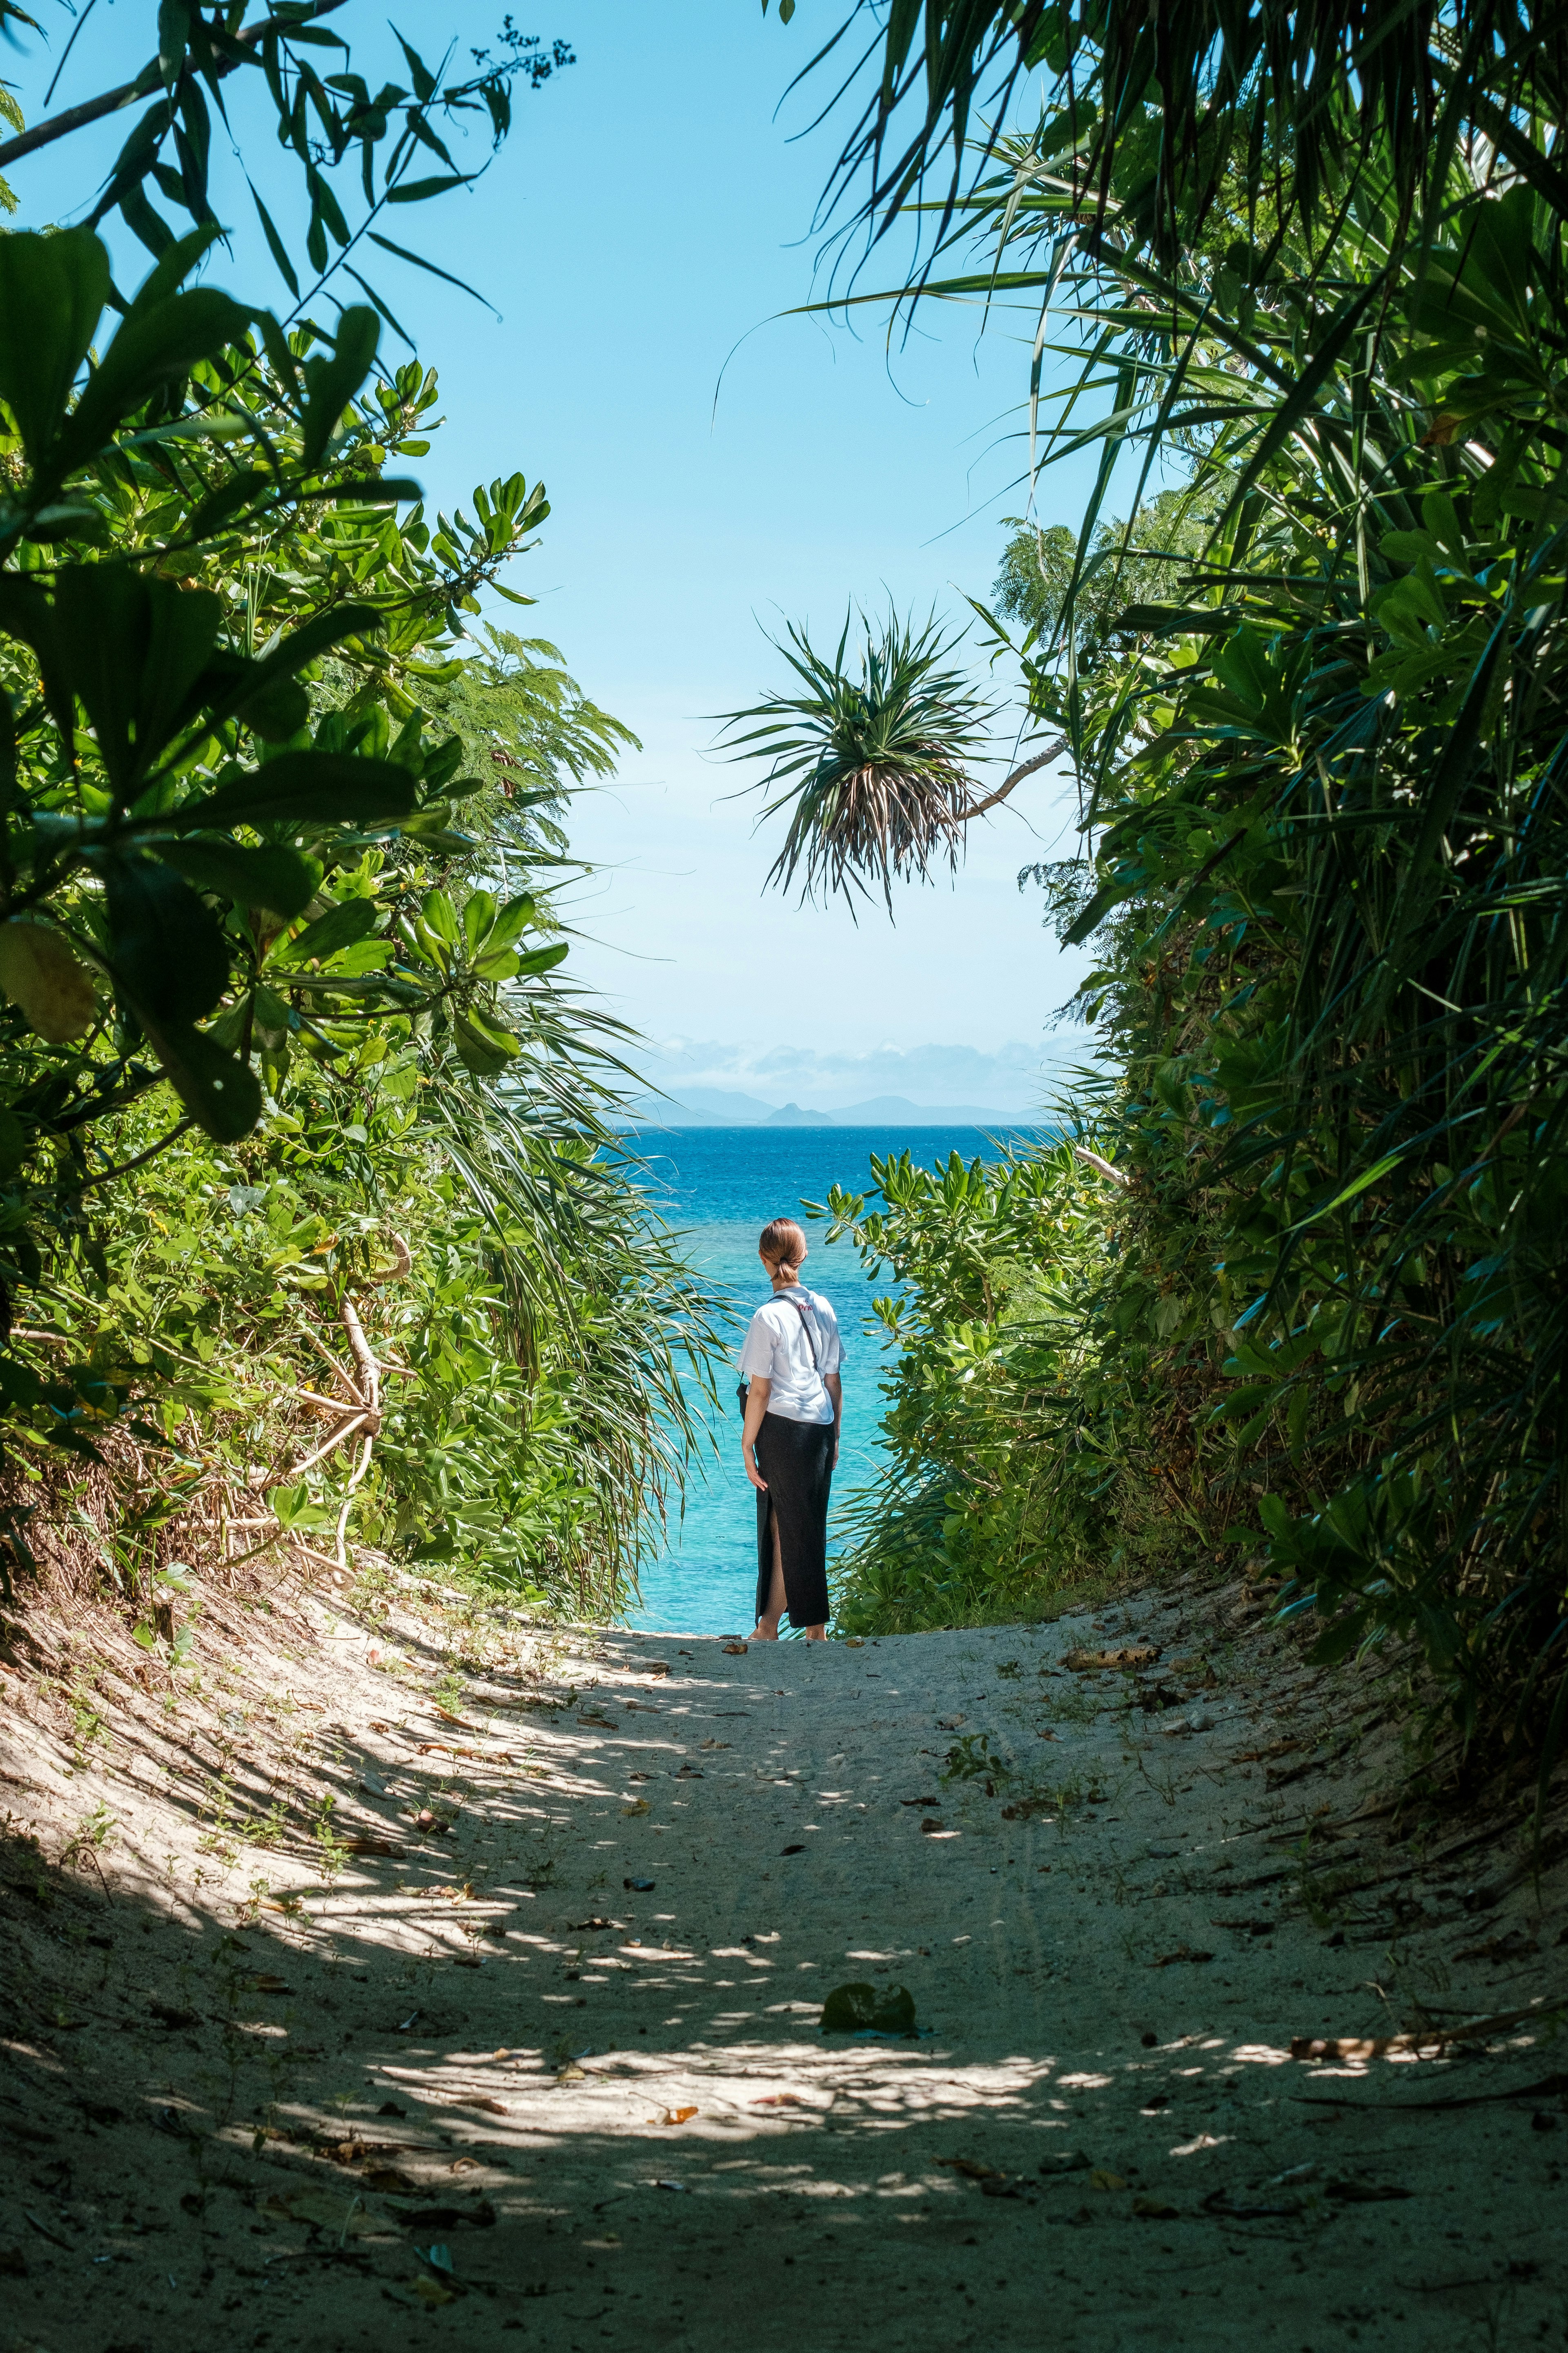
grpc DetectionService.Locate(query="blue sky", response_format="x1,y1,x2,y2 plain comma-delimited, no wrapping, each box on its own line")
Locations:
5,2,1104,1113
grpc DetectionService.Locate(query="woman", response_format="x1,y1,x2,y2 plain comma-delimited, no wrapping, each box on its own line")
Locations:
739,1217,846,1642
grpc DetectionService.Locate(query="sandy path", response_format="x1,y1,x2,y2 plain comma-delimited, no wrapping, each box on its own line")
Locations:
1,1569,1564,2351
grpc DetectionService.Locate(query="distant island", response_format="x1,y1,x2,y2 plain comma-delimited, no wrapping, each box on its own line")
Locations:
621,1086,1044,1130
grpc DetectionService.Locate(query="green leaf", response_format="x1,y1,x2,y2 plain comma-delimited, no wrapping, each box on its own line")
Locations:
137,1013,262,1143
420,889,461,948
154,840,323,918
273,895,379,966
365,229,498,313
103,850,228,1024
512,942,568,977
393,34,437,101
385,173,477,205
58,286,254,476
54,566,224,801
166,752,419,833
299,305,379,467
0,1355,45,1412
248,177,300,298
454,1010,520,1074
0,227,111,475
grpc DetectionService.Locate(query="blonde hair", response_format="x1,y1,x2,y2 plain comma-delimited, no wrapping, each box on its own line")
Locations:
758,1217,808,1272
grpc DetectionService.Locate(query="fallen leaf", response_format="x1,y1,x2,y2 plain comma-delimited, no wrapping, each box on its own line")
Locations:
1327,2180,1413,2203
569,1917,617,1932
751,2094,808,2109
622,1798,650,1816
919,1818,947,1835
364,2167,417,2192
936,1715,966,1731
938,2157,1004,2181
1151,1945,1214,1968
650,2178,686,2192
901,1796,940,1808
1037,2150,1094,2178
149,2000,199,2027
699,1739,730,1751
1132,2195,1180,2219
453,2096,507,2115
1090,2170,1126,2192
252,1974,291,1994
451,1954,483,1970
555,2065,586,2085
577,1713,619,1730
722,1642,748,1656
344,1836,401,1858
655,2106,699,2126
412,2277,455,2307
624,1876,656,1892
782,1842,805,1855
645,1662,672,1678
844,1637,865,1648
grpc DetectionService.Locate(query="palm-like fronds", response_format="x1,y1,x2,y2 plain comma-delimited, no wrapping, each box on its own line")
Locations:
719,611,1019,908
816,0,1566,277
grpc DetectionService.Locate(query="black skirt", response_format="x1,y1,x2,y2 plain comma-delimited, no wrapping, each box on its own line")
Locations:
754,1410,835,1629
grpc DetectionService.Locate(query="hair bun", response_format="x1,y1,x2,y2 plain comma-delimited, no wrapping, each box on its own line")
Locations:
759,1215,808,1269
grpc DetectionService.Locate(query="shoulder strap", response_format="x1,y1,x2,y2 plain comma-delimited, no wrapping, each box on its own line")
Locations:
777,1289,820,1371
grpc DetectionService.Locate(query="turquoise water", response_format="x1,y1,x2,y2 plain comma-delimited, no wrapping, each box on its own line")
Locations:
621,1124,1041,1635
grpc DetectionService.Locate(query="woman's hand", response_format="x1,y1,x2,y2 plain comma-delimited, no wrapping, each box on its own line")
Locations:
744,1447,768,1494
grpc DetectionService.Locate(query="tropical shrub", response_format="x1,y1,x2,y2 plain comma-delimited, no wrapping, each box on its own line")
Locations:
815,1142,1189,1634
770,0,1568,1782
0,8,717,1621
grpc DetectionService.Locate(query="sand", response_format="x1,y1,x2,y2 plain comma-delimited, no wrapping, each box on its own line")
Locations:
1,1563,1564,2351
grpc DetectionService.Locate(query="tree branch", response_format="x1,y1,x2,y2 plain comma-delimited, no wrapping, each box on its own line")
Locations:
1073,1144,1131,1188
0,0,352,173
72,1117,194,1192
964,737,1069,821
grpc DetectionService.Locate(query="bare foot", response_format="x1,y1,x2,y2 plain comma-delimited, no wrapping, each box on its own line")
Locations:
752,1621,780,1641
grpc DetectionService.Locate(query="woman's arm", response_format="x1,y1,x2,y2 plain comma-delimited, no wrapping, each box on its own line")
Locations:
825,1371,842,1470
742,1376,771,1491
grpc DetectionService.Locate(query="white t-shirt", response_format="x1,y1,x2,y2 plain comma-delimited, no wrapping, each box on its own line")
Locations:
739,1287,846,1426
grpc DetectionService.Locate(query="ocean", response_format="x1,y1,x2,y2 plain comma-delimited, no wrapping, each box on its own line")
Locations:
620,1123,1042,1636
